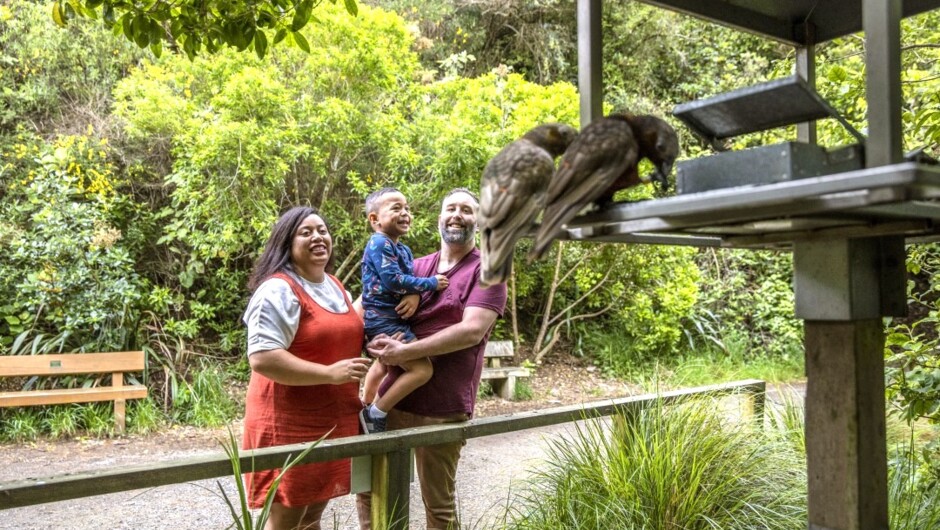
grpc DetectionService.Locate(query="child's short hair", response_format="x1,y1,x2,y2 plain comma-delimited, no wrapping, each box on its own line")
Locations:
365,187,402,215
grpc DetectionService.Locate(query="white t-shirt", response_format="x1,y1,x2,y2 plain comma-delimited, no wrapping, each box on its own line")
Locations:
243,272,352,356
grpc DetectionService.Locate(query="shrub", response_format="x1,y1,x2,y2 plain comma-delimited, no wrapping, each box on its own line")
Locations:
0,133,144,352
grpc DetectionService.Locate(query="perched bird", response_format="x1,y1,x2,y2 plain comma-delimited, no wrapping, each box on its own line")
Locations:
479,123,579,287
528,113,679,261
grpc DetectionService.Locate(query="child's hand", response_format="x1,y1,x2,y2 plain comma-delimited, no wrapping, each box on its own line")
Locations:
435,274,449,291
396,294,420,319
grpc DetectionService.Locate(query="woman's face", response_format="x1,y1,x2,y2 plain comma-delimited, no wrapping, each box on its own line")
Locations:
290,214,332,271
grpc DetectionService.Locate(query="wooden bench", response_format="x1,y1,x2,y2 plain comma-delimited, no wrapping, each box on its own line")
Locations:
480,341,530,400
0,351,147,434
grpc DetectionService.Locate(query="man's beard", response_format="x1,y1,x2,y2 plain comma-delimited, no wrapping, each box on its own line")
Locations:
440,222,475,245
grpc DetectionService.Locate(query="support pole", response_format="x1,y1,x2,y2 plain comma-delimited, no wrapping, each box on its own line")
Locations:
795,24,817,145
864,0,903,166
577,0,602,128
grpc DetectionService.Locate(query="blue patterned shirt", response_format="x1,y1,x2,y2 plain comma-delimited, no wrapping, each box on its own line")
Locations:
361,232,439,327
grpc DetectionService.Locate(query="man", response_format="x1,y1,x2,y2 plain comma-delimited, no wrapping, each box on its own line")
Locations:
357,187,508,530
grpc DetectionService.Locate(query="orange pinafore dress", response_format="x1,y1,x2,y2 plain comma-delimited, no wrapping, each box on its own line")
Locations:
242,272,364,508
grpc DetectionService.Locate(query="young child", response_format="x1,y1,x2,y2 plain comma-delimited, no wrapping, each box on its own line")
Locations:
359,187,448,433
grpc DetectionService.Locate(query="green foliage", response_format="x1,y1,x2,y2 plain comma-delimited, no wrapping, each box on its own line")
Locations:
536,241,699,370
0,132,144,352
219,426,324,530
52,0,358,60
887,423,940,530
114,3,423,331
688,249,802,362
500,396,806,529
885,243,940,424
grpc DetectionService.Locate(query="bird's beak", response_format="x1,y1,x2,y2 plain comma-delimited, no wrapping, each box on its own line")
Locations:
653,161,673,191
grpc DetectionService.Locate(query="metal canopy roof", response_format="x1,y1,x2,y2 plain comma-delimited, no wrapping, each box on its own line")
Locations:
638,0,940,44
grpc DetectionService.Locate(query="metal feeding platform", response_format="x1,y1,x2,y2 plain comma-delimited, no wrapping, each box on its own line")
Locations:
558,75,940,249
563,163,940,248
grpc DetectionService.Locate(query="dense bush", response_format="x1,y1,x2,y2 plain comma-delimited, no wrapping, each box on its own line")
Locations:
0,0,142,133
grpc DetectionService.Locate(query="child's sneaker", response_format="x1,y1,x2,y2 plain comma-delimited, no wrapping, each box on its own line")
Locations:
359,406,387,434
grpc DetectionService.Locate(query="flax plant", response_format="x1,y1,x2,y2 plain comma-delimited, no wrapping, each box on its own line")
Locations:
501,395,806,530
218,427,325,530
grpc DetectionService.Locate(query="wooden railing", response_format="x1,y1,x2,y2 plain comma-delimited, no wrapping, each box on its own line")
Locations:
0,379,765,529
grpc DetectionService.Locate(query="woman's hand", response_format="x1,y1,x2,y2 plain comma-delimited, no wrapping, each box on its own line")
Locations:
396,294,420,319
329,357,371,384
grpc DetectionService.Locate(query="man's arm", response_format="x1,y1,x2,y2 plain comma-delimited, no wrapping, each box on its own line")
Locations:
368,306,499,365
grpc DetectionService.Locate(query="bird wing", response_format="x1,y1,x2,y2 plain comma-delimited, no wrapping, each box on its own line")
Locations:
530,119,638,259
480,140,556,285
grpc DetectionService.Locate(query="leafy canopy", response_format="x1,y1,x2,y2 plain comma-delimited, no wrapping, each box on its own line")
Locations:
51,0,358,59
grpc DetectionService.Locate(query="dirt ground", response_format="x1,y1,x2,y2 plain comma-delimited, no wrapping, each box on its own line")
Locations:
0,356,646,529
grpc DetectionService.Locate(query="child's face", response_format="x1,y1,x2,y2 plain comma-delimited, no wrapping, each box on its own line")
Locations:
370,191,412,239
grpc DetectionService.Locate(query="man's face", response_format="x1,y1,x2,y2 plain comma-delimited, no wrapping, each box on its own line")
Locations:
438,192,478,245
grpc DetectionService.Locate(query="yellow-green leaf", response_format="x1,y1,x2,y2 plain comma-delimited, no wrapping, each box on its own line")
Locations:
51,1,67,27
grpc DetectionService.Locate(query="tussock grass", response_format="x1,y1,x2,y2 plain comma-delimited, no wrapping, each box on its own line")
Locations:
499,395,806,530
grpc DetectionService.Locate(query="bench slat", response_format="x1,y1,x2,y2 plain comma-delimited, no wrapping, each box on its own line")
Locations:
483,341,514,358
0,351,145,377
0,386,148,407
480,367,530,379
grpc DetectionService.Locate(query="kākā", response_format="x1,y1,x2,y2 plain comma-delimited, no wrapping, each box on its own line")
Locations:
528,113,679,261
479,122,579,287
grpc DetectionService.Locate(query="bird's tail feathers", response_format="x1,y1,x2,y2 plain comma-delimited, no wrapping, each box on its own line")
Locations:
480,257,512,288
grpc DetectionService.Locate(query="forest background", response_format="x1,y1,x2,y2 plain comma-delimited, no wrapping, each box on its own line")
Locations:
1,0,939,439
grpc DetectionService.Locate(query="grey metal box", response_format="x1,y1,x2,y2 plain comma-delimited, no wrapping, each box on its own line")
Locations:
676,142,864,195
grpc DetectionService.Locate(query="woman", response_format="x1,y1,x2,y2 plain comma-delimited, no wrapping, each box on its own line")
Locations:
242,206,371,529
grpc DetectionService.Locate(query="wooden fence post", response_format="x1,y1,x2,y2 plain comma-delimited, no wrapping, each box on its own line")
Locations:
370,449,411,530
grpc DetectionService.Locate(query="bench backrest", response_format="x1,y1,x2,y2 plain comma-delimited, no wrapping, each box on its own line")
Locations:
0,351,145,377
483,341,514,358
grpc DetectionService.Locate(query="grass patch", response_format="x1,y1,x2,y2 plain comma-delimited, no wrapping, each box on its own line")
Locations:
662,348,804,388
513,379,534,401
44,404,81,438
129,397,165,434
173,363,238,427
1,408,42,442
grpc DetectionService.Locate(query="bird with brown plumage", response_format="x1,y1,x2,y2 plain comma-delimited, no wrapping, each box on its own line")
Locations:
479,123,579,287
527,113,679,261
